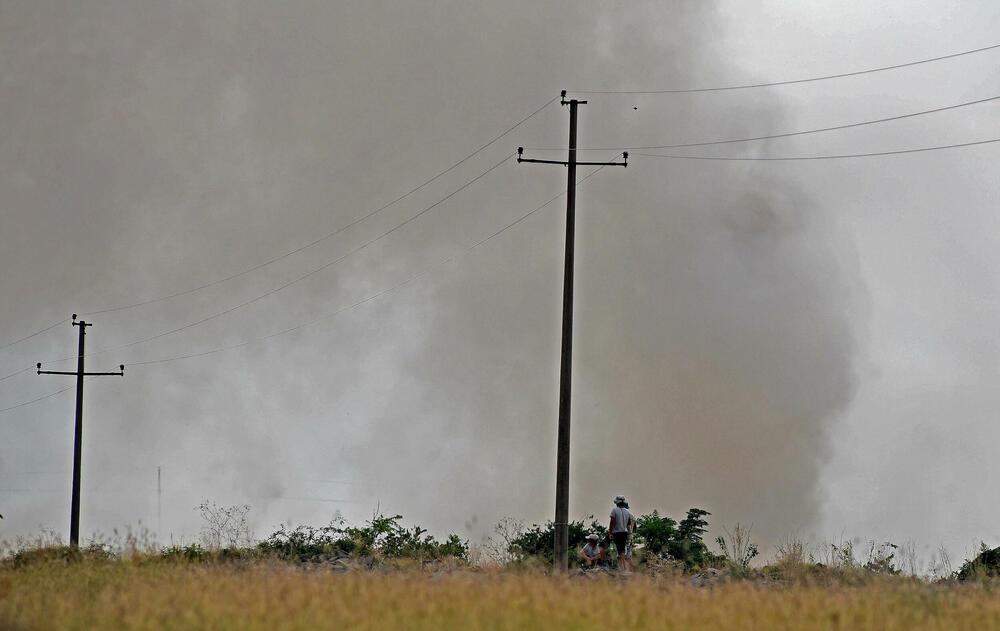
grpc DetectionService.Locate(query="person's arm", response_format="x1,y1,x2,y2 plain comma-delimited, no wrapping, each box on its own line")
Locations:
609,513,616,534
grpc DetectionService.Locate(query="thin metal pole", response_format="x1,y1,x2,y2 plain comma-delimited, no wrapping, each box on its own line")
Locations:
69,322,86,548
553,100,578,573
157,465,162,542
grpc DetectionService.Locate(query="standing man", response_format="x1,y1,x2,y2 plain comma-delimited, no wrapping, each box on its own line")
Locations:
609,495,635,571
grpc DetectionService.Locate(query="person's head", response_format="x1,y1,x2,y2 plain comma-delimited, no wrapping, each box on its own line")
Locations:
586,533,600,546
614,494,626,507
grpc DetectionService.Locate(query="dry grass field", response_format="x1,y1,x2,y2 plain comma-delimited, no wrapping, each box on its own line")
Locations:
2,560,1000,631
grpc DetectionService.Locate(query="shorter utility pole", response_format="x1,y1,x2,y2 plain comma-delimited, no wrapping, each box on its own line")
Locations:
37,315,124,547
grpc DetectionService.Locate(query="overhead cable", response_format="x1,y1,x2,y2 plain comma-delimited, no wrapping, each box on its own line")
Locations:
0,387,72,414
634,137,1000,161
522,94,1000,151
43,153,515,365
80,96,559,317
0,319,69,353
570,42,1000,94
123,159,614,368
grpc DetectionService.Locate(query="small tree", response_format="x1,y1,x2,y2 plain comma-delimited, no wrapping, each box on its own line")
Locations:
670,508,714,569
634,510,677,556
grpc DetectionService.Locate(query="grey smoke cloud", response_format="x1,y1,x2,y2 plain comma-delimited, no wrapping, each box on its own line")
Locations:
2,1,999,559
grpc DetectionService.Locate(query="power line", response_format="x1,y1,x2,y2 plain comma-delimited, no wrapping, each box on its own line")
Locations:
0,367,33,384
0,319,70,353
634,137,1000,161
570,42,1000,94
0,96,556,366
48,152,515,365
80,97,558,317
0,387,72,414
4,163,612,419
117,160,614,369
522,94,1000,151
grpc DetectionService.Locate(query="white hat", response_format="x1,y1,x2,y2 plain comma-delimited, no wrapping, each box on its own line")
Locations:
614,495,626,504
587,533,600,541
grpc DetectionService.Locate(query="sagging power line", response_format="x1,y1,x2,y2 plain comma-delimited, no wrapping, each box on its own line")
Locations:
81,98,558,318
0,158,605,396
0,318,71,354
521,93,1000,151
0,152,615,418
0,98,558,359
0,387,72,414
112,161,616,370
36,316,125,547
570,41,1000,94
5,88,994,366
33,153,514,369
635,136,1000,161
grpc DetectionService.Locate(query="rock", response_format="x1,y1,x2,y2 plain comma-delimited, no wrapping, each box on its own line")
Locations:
302,554,389,573
689,567,725,587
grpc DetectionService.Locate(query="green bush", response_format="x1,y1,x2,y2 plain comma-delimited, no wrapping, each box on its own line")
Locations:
508,517,607,565
508,508,718,570
957,544,1000,580
258,514,468,562
257,524,353,561
635,508,719,570
634,510,677,556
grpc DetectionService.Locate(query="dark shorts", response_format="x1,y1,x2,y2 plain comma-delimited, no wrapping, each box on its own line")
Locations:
613,532,629,553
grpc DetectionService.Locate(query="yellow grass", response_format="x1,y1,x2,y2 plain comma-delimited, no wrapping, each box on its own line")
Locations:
2,562,1000,630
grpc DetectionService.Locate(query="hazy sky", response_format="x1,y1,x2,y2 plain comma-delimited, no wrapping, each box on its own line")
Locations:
2,1,998,566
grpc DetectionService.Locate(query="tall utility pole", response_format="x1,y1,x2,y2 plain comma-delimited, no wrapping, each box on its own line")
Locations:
518,91,627,572
37,315,125,547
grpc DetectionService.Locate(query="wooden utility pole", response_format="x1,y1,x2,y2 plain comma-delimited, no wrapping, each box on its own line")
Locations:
37,315,124,547
518,91,627,572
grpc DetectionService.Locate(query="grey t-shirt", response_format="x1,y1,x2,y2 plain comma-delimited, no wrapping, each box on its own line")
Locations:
610,506,633,533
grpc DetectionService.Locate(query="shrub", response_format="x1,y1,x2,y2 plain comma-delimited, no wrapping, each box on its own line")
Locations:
635,510,677,556
634,508,719,570
258,514,468,562
508,517,606,565
258,524,354,561
957,544,1000,581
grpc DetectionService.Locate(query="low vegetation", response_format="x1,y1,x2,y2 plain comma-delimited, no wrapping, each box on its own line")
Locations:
2,505,999,629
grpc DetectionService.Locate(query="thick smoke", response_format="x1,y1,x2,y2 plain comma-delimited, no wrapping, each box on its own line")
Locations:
335,4,865,543
0,2,864,546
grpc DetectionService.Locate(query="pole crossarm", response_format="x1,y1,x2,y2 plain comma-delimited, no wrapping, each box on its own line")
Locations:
37,368,124,376
517,147,628,168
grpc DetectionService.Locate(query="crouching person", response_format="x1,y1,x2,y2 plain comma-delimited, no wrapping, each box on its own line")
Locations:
578,533,606,568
